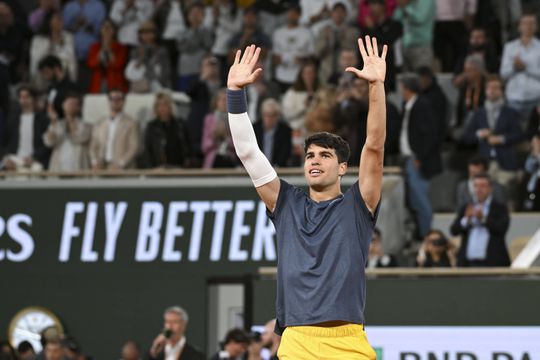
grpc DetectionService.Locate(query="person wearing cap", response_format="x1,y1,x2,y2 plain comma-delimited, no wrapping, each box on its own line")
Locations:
209,329,250,360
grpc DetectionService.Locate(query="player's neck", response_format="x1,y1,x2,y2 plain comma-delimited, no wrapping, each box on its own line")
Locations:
309,184,342,203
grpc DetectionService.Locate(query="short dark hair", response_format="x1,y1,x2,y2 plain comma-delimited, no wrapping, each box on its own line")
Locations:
416,66,434,79
108,88,125,99
486,74,504,88
468,155,489,170
17,341,35,354
400,74,420,93
304,132,350,164
472,172,492,185
224,328,251,345
17,84,37,98
38,55,63,71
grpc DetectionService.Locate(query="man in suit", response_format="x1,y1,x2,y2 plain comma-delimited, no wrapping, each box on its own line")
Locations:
450,173,511,267
398,74,443,239
254,98,292,167
1,85,50,171
148,306,205,360
89,89,139,170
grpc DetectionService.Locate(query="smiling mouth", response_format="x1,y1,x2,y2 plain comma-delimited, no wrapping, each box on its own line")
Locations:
309,169,323,176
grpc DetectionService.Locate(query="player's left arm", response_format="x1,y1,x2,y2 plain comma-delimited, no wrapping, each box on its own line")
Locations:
346,36,387,214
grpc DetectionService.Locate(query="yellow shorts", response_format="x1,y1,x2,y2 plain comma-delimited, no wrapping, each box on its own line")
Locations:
277,323,377,360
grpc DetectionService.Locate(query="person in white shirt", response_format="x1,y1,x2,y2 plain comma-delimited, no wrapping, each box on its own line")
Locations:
500,13,540,123
271,3,314,91
110,0,154,46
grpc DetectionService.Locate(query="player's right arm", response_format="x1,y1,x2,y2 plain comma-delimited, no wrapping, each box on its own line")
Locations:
227,45,280,212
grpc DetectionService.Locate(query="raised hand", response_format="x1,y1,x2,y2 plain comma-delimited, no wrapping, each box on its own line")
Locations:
227,44,263,91
346,36,387,84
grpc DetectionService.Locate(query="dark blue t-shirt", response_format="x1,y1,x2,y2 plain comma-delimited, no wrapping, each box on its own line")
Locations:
268,179,379,334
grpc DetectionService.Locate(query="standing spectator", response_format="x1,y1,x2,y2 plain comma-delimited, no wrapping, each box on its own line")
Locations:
2,85,50,171
500,13,540,124
362,0,402,92
450,173,511,267
462,75,523,192
120,341,140,360
30,11,77,85
453,54,487,131
327,48,359,86
434,0,476,72
209,329,250,360
153,0,188,72
201,89,236,168
521,135,540,211
17,341,35,360
144,92,191,168
228,7,271,64
254,98,292,167
393,0,435,71
314,1,359,85
87,18,129,94
148,306,205,360
28,0,59,33
398,74,442,239
43,93,92,172
125,21,171,93
454,27,499,74
358,0,397,31
367,227,398,268
110,0,154,47
271,3,314,91
417,66,448,144
176,3,214,92
456,155,507,211
89,89,139,170
38,55,79,118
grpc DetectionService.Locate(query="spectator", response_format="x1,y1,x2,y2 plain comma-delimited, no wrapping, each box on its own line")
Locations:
148,306,205,360
433,0,476,72
246,71,281,123
450,173,511,267
393,0,435,71
327,48,359,86
282,60,319,164
38,55,79,118
176,2,214,92
28,0,59,33
228,7,271,64
462,75,523,194
500,13,540,124
2,85,50,171
260,319,279,360
521,135,540,211
30,11,77,86
453,54,487,131
144,91,191,168
201,89,236,168
125,20,171,93
254,98,292,167
153,0,188,72
209,328,250,360
314,1,359,85
398,74,442,239
17,341,35,360
89,89,139,170
110,0,154,47
416,229,457,268
454,27,499,74
358,0,397,31
299,0,329,28
417,66,448,145
87,18,129,94
367,227,398,268
362,0,402,92
43,339,65,360
120,340,140,360
305,87,337,135
271,3,314,91
43,93,92,172
456,155,507,211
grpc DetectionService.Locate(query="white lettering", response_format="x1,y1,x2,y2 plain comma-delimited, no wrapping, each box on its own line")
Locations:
163,202,187,262
135,202,163,261
81,202,98,262
252,201,276,261
210,201,233,261
188,201,210,261
59,202,84,262
6,214,34,262
0,216,5,261
103,202,128,262
229,200,254,261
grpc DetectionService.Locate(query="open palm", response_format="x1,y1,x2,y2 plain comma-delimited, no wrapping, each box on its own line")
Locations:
346,36,387,83
227,44,263,90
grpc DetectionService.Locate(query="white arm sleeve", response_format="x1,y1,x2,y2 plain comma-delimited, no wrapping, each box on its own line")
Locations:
228,112,277,187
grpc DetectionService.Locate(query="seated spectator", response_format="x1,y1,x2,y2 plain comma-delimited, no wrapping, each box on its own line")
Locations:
456,155,507,211
254,98,292,167
28,0,59,33
125,21,171,93
454,27,499,74
521,135,540,211
367,227,397,268
110,0,154,47
500,13,540,124
89,89,139,170
30,10,77,88
271,3,314,92
210,328,250,360
450,173,511,267
416,229,456,268
228,7,271,64
17,341,35,360
202,89,236,168
87,19,129,94
417,66,448,145
119,340,140,360
462,75,523,194
144,91,191,168
260,319,280,360
2,85,50,172
314,1,359,85
38,55,79,118
148,306,205,360
176,2,214,92
453,54,487,132
43,93,92,172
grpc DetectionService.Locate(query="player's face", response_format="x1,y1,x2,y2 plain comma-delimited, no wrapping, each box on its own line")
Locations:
304,144,346,190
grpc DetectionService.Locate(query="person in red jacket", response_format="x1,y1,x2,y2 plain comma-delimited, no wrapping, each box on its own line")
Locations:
87,18,128,93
